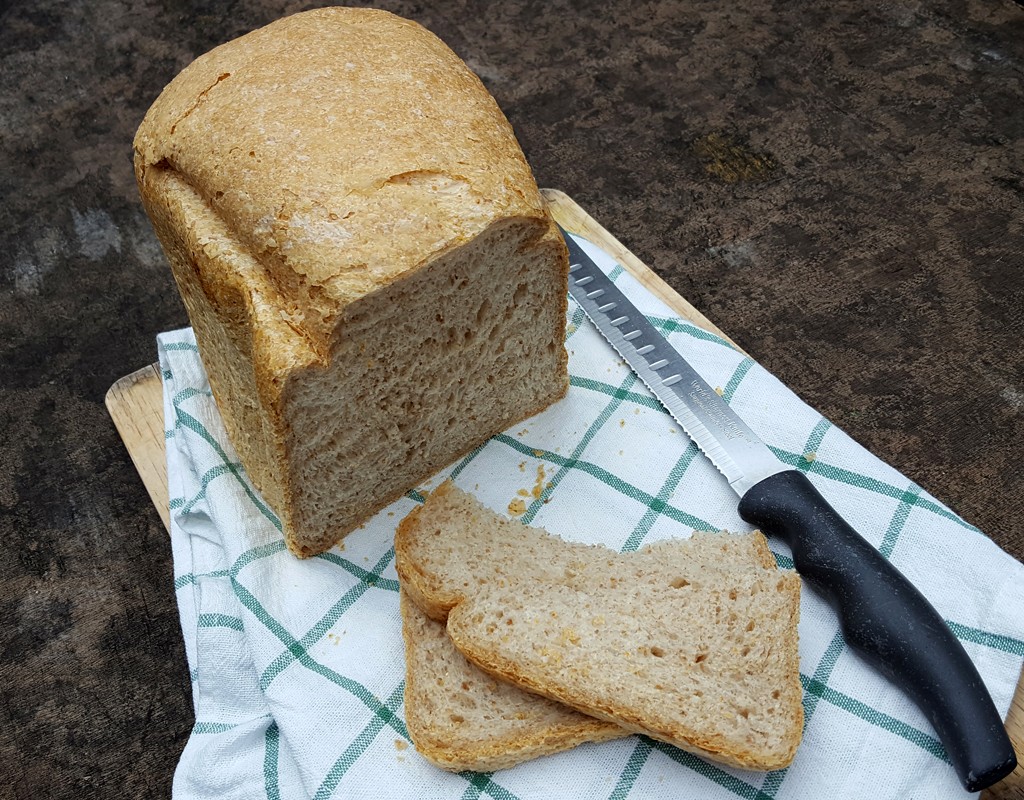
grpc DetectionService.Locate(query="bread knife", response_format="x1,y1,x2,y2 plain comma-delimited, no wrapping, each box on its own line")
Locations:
559,225,1016,792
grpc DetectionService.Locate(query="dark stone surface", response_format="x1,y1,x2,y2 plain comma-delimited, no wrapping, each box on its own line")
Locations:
2,0,1022,797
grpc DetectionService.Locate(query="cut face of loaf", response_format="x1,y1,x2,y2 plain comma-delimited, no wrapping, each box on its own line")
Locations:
400,590,626,772
133,8,569,556
395,482,804,772
282,220,567,556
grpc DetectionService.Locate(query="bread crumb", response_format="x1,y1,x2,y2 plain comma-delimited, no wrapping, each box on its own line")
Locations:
517,488,530,498
633,408,640,415
805,451,817,462
395,739,408,751
567,324,577,334
532,449,543,458
518,461,527,472
508,499,527,515
619,419,625,427
714,386,724,396
532,464,548,499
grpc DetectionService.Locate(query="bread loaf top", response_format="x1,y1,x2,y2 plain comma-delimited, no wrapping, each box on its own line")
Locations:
133,7,547,348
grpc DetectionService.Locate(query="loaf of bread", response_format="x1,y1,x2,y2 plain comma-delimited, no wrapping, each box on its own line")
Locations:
396,482,804,771
133,8,569,556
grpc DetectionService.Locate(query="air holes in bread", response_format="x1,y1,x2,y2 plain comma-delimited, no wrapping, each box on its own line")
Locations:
476,299,491,326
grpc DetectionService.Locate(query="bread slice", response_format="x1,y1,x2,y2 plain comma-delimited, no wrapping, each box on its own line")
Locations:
398,483,783,771
396,481,779,622
395,482,803,771
400,590,626,771
133,8,569,557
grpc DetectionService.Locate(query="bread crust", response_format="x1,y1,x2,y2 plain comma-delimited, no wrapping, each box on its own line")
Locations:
395,480,464,620
135,9,569,555
134,8,549,340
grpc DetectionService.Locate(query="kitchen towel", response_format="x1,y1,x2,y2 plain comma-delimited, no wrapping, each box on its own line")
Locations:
159,233,1024,800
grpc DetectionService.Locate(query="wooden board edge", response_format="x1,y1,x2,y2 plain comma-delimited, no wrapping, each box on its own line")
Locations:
1000,677,1024,800
106,363,170,532
106,191,1023,797
542,188,743,352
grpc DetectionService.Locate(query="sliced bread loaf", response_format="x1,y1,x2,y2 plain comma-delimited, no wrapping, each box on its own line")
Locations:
395,482,803,771
134,8,569,557
400,589,626,771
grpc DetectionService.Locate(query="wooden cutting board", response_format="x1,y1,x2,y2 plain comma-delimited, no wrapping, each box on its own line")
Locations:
106,189,1024,798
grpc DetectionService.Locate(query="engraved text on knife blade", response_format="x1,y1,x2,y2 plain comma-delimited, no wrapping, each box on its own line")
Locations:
686,380,754,443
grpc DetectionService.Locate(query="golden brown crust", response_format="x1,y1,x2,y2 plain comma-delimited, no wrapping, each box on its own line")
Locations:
134,7,547,349
749,530,778,570
136,167,300,525
409,718,625,773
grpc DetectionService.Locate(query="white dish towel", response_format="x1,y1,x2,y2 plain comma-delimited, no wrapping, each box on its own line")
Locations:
159,234,1024,800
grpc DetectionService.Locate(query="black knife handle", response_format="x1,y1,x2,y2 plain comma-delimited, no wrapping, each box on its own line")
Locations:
738,470,1016,792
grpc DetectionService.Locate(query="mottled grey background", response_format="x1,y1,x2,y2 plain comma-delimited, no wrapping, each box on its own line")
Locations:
2,0,1023,797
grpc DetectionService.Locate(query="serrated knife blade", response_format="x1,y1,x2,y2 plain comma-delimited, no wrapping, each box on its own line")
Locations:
564,232,782,496
559,224,1016,792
